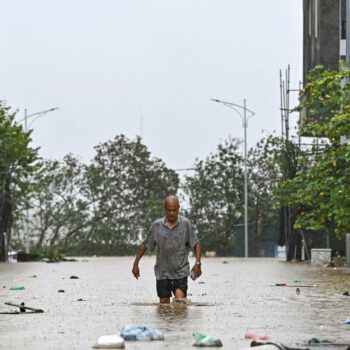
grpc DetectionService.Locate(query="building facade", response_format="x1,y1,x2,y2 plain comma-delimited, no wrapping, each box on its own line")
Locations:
302,0,347,125
303,0,343,84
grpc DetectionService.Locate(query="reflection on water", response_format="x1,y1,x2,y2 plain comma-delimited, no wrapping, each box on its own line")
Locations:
0,257,350,350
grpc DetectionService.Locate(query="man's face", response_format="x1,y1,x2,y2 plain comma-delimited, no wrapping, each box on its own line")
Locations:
164,200,180,223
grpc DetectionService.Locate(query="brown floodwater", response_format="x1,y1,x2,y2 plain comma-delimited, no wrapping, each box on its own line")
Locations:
0,257,350,349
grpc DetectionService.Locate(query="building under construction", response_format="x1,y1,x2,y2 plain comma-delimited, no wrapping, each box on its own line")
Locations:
303,0,346,83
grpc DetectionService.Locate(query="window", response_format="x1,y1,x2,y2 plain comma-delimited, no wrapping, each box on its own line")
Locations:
315,0,318,38
341,0,346,39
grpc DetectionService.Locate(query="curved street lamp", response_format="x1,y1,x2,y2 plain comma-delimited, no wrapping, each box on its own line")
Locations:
211,98,255,258
19,107,60,254
17,107,60,132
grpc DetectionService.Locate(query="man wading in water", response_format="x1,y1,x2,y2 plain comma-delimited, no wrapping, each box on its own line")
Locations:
132,195,202,304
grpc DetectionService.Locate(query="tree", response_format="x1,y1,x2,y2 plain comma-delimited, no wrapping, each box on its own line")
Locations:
184,138,244,255
278,65,350,238
23,154,90,250
184,135,288,256
248,135,288,254
22,135,179,255
0,103,38,261
76,135,179,254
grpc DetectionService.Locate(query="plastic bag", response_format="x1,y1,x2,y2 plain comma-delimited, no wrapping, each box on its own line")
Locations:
192,332,223,347
245,332,269,340
120,324,164,341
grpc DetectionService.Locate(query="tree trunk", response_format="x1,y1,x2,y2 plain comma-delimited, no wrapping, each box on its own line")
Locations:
287,230,302,261
0,178,12,262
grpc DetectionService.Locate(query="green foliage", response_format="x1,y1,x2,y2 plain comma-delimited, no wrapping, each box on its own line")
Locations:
184,138,243,255
0,103,39,260
279,66,350,238
184,136,283,255
31,245,66,262
27,154,90,248
248,135,288,223
84,135,179,250
23,135,179,255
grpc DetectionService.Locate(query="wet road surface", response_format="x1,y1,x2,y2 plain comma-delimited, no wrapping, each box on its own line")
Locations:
0,257,350,349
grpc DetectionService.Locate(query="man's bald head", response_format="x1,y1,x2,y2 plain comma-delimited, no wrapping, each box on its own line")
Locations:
164,195,179,207
164,195,180,223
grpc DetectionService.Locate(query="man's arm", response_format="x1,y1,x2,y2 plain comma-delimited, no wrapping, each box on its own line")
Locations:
192,243,202,278
132,243,147,279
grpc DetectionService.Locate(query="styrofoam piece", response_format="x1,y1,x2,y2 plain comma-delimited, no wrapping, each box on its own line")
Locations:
92,334,125,349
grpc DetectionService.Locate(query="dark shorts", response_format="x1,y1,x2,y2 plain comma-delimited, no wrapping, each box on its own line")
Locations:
156,277,188,298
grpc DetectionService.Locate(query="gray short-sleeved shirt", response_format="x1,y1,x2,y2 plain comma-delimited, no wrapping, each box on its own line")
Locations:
143,216,199,280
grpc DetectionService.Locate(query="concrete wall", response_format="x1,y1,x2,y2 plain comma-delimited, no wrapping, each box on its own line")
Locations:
302,0,340,127
303,0,340,84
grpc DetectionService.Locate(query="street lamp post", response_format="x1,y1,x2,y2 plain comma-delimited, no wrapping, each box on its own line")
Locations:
20,107,59,254
211,98,255,258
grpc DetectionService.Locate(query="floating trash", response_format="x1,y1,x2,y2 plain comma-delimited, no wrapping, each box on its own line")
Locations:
239,345,279,350
245,332,269,341
120,324,164,341
307,337,332,344
9,285,25,291
93,334,125,349
271,283,316,288
2,302,44,314
192,332,223,347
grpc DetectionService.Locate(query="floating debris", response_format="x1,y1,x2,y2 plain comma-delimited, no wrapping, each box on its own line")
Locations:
307,337,332,344
93,334,125,349
245,332,269,341
2,302,44,314
9,285,25,291
192,332,223,347
120,324,164,341
271,284,317,288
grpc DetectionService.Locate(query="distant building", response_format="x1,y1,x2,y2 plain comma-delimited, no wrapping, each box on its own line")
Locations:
302,0,346,126
303,0,344,82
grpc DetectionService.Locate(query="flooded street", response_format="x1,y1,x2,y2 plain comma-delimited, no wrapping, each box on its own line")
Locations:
1,257,350,349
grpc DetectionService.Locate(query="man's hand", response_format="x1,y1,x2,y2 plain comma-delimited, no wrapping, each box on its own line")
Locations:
192,263,202,279
132,264,140,279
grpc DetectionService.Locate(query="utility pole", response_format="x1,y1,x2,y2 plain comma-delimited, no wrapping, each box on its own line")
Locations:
211,98,255,257
21,107,59,253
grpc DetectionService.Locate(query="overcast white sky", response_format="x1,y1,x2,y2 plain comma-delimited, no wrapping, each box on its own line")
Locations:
1,0,303,172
